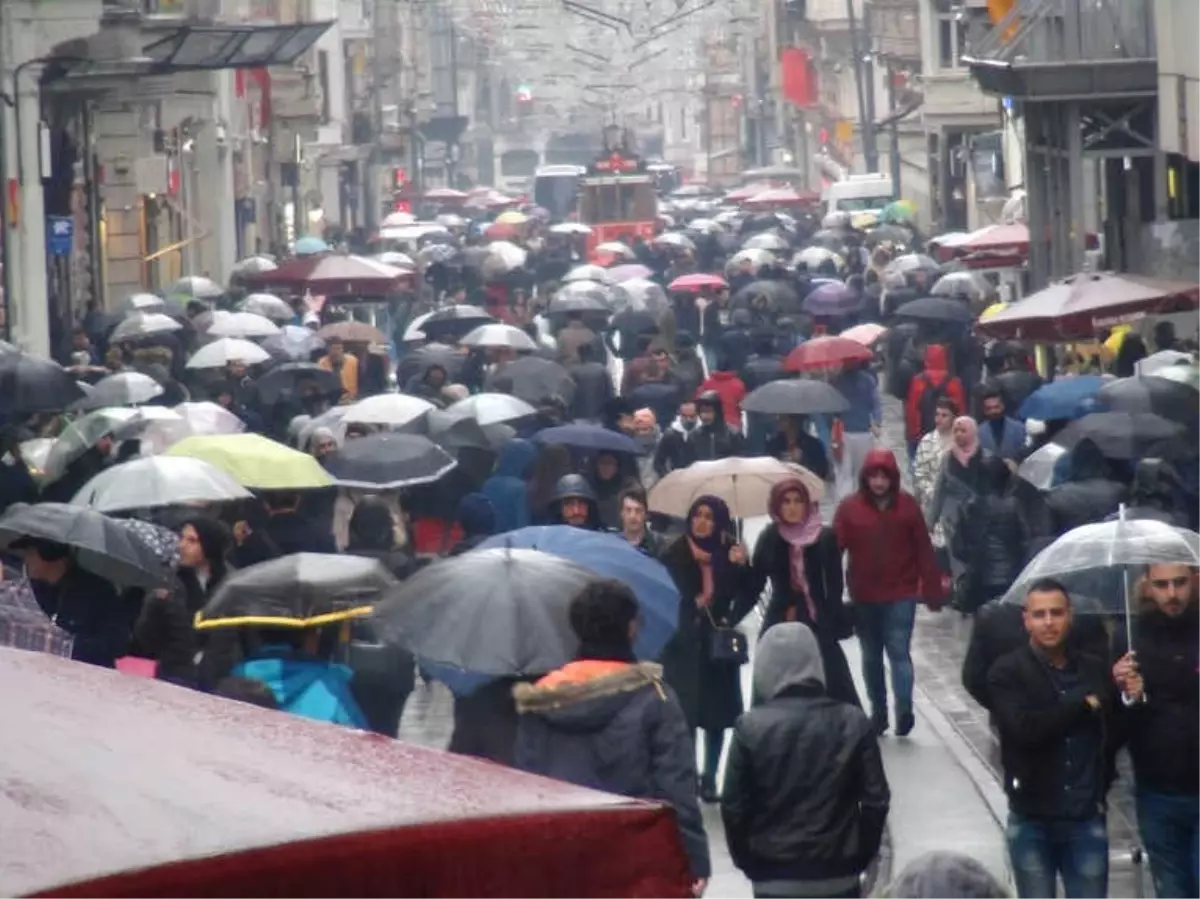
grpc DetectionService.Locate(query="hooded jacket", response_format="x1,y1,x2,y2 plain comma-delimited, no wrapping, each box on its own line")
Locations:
513,661,711,880
449,493,496,556
550,474,603,530
722,624,889,882
832,448,943,605
904,345,967,441
482,438,537,533
232,646,367,729
696,370,747,430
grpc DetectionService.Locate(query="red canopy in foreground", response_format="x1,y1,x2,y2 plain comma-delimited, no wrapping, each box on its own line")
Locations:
248,253,414,296
976,271,1199,341
0,648,690,898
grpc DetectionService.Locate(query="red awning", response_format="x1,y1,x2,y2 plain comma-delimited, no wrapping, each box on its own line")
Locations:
249,254,414,296
977,272,1200,341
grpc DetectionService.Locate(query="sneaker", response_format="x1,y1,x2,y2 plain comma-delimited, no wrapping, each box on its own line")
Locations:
871,709,889,736
895,711,915,737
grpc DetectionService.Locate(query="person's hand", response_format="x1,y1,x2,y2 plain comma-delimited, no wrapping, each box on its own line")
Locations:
728,544,748,565
232,521,252,544
1112,652,1137,685
691,878,708,897
1084,694,1102,711
1122,672,1145,702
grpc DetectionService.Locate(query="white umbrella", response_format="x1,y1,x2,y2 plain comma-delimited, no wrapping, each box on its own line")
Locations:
648,457,824,519
72,371,164,411
110,312,182,342
119,293,165,315
563,264,613,285
458,323,538,352
652,232,696,252
342,393,435,428
1135,349,1194,377
593,241,635,260
402,311,431,343
382,211,417,227
207,311,281,339
481,240,527,279
446,393,538,426
70,455,252,512
139,401,245,454
186,338,271,369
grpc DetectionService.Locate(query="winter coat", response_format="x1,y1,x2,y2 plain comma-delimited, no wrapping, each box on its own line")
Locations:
232,646,368,729
450,676,532,766
481,438,537,533
332,490,405,553
654,418,698,476
747,525,858,707
927,447,991,555
659,535,758,731
950,491,1028,609
674,349,706,400
904,345,967,442
1044,440,1125,536
690,420,745,462
696,371,747,430
977,415,1026,462
765,430,829,482
130,582,197,685
911,430,951,547
722,625,888,883
832,448,943,606
234,509,337,567
30,567,134,668
739,354,787,392
514,661,711,880
568,360,614,422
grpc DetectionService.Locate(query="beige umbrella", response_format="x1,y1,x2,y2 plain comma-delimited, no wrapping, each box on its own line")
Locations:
648,457,824,519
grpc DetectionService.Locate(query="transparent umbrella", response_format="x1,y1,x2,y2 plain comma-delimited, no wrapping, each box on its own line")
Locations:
119,293,165,315
186,338,271,369
73,371,164,411
207,311,281,339
110,312,183,343
238,293,294,323
71,455,252,512
563,264,613,285
1016,442,1067,491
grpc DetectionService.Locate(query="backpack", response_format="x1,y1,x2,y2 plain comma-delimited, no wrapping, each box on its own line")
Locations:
916,373,949,434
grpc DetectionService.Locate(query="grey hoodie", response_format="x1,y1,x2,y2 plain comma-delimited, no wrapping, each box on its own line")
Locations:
752,622,826,702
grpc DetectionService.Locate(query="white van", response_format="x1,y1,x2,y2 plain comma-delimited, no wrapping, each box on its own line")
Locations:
824,173,895,217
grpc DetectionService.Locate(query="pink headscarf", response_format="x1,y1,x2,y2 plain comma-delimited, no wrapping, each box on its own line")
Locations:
950,415,980,466
768,479,823,622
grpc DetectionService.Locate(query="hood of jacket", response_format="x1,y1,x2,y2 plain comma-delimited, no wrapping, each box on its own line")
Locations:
457,492,496,537
670,415,699,436
233,648,364,727
858,446,901,497
1069,438,1110,481
513,661,666,733
706,370,739,384
752,623,825,700
552,473,598,504
494,437,538,479
922,343,950,374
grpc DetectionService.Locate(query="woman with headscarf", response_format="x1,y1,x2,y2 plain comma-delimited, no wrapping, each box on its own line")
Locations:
926,415,991,576
527,442,574,525
660,495,756,803
746,478,859,707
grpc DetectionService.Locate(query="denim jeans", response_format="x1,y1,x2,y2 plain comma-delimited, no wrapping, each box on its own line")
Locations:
853,600,917,718
1137,789,1200,898
1006,812,1109,898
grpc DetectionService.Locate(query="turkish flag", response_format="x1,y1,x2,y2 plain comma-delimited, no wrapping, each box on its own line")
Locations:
780,48,817,108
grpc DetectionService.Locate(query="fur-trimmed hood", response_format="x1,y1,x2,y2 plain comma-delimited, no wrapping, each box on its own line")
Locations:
513,661,666,733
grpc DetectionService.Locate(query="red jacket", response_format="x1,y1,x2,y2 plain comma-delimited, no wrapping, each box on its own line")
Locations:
696,371,746,430
904,344,966,441
832,448,944,606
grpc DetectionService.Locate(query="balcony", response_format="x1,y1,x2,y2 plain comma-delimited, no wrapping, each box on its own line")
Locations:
964,0,1157,101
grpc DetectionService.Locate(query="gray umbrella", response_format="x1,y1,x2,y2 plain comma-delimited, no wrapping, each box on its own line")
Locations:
110,312,183,343
0,503,172,589
239,293,294,323
73,371,164,411
372,548,599,676
742,379,851,416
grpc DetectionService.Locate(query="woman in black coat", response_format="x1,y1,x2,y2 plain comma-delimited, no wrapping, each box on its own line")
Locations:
746,477,860,708
950,455,1029,614
659,495,756,802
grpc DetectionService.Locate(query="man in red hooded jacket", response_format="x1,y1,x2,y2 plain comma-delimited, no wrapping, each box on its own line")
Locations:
833,448,944,737
904,344,967,457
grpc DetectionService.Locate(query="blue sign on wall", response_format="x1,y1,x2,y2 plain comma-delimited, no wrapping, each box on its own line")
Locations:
47,216,73,256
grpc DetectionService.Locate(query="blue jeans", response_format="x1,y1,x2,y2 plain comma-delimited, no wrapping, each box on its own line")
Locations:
1137,789,1200,898
1006,812,1109,898
853,600,917,718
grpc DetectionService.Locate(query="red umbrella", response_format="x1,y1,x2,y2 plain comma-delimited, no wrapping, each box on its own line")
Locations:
958,222,1029,254
725,181,775,202
2,647,692,898
784,335,875,372
424,187,468,201
668,273,728,293
248,254,413,295
485,221,521,241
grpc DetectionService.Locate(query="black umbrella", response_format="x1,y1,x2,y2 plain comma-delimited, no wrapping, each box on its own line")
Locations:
893,296,974,324
733,280,799,309
485,356,576,405
254,362,342,406
197,553,396,629
1096,376,1198,426
1053,411,1189,460
402,409,493,452
324,432,457,490
547,289,610,316
742,379,851,416
0,353,86,415
418,305,495,342
0,503,170,589
397,342,465,386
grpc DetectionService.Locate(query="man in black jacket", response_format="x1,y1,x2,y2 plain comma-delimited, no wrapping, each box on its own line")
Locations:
988,578,1117,899
722,622,889,898
1111,563,1198,899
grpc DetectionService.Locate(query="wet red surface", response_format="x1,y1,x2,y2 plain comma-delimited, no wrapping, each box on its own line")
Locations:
0,648,690,897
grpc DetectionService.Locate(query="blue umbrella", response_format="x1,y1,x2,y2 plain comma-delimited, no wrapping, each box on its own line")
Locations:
533,423,639,455
478,525,680,661
802,281,859,317
293,235,329,256
1017,376,1106,422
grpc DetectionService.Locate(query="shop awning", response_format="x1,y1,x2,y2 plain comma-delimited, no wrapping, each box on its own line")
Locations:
140,21,333,71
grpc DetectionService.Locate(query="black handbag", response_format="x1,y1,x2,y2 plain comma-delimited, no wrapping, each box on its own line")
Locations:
705,607,749,665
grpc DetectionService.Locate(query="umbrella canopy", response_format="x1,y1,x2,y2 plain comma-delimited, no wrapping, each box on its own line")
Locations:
653,232,697,252
74,371,164,411
1017,442,1068,491
742,232,789,252
1017,376,1107,422
166,433,334,489
403,409,495,454
71,455,252,513
742,379,851,416
206,311,281,339
733,279,798,310
252,362,342,406
250,254,411,295
293,235,329,255
1096,375,1198,426
137,401,245,454
342,393,435,429
533,423,639,455
229,255,277,278
419,305,495,342
563,264,613,285
110,312,183,342
477,526,679,660
373,250,416,269
261,324,326,360
480,241,528,279
668,272,727,293
649,457,824,518
725,248,777,275
373,547,602,677
792,246,845,273
167,275,223,302
237,293,294,323
1000,518,1199,614
1135,349,1194,377
458,322,538,352
425,187,468,200
931,270,993,302
549,222,593,236
592,242,636,263
119,292,166,315
607,263,654,283
803,281,860,317
317,320,388,344
446,392,538,426
186,337,271,369
840,323,887,346
44,408,144,481
198,553,392,630
893,296,973,324
0,353,85,415
0,503,171,588
548,283,610,316
784,335,874,373
612,279,670,316
485,356,575,405
1053,411,1189,460
323,432,456,490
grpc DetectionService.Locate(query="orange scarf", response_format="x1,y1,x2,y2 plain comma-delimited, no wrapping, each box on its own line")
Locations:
686,537,715,609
